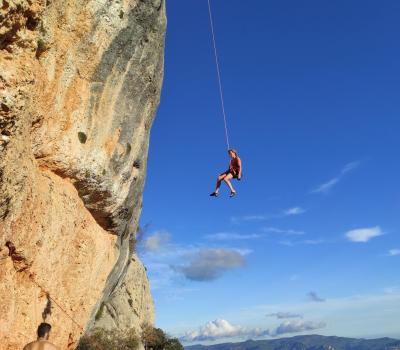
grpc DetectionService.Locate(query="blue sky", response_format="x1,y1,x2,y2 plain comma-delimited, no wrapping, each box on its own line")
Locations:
139,0,400,344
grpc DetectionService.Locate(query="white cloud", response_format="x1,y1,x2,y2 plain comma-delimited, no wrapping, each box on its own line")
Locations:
312,161,360,194
141,231,171,252
180,319,268,342
175,249,246,281
388,249,400,256
278,239,325,247
242,215,269,221
384,286,400,294
279,240,295,247
231,215,270,223
307,291,326,302
264,227,305,235
345,226,383,243
266,312,303,319
272,319,326,336
205,232,262,241
144,262,180,290
312,178,339,194
303,239,325,245
231,207,306,224
284,207,306,216
341,161,360,174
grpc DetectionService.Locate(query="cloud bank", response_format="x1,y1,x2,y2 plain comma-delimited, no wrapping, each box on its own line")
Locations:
181,318,326,342
272,319,326,336
181,319,269,342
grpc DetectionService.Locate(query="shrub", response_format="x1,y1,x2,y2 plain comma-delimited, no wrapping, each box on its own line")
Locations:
77,328,140,350
141,324,184,350
165,338,184,350
77,325,183,350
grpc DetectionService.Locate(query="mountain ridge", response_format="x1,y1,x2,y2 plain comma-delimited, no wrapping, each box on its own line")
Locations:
185,335,400,350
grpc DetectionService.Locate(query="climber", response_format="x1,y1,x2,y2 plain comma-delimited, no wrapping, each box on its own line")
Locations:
210,149,242,198
23,323,59,350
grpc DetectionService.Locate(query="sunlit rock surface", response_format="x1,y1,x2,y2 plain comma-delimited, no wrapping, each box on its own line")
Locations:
0,0,165,348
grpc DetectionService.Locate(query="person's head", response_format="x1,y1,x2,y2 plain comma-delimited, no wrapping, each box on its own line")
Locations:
228,149,238,159
37,323,52,340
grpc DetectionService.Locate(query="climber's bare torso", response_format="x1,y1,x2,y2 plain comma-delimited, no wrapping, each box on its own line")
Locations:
23,340,59,350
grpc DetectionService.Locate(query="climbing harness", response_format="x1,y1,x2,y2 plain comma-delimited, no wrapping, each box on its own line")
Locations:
207,0,230,150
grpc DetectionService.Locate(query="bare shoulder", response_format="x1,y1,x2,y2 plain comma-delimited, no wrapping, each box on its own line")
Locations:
23,342,34,350
23,340,58,350
45,341,59,350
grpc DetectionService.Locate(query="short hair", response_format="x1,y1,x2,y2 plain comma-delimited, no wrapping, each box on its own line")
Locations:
37,323,51,337
228,149,238,157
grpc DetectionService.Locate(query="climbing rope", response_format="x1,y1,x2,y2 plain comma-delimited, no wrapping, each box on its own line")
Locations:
207,0,230,150
28,273,108,350
28,273,85,333
22,268,126,349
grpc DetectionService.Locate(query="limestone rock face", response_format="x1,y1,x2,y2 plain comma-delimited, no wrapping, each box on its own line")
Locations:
91,255,154,332
0,0,165,349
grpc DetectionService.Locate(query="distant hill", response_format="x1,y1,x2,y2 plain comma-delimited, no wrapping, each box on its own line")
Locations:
185,335,400,350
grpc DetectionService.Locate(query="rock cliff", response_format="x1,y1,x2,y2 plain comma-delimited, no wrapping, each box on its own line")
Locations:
0,0,166,348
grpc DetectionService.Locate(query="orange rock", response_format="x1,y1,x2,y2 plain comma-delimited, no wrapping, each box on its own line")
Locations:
0,0,165,348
